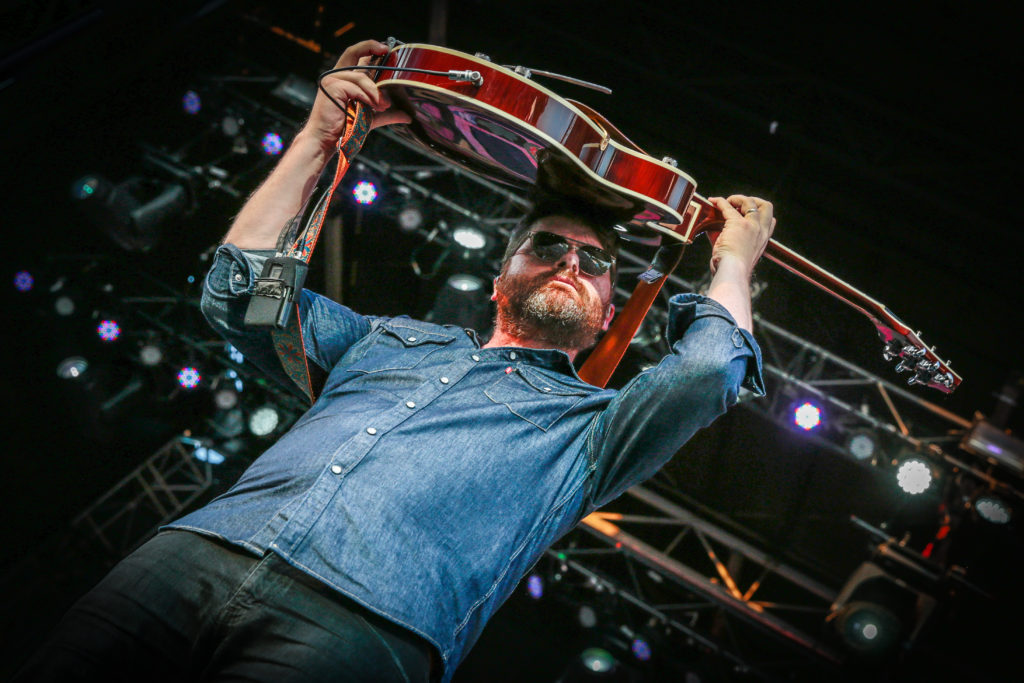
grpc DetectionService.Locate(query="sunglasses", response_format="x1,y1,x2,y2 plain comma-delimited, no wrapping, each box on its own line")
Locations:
524,231,615,277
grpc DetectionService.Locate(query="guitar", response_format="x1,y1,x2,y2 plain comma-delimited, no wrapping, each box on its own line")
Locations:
372,42,960,393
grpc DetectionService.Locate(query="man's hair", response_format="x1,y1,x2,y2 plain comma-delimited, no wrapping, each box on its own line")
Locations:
500,193,624,285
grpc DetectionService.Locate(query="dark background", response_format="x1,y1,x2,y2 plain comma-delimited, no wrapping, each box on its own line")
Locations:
2,1,1022,681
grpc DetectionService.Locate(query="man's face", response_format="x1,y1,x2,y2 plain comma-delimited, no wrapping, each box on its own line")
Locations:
492,216,615,351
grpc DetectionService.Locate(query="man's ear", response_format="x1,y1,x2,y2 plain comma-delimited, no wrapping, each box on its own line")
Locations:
601,303,615,330
490,275,500,302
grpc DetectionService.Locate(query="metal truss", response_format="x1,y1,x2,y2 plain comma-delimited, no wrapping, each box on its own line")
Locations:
70,435,216,562
546,483,852,682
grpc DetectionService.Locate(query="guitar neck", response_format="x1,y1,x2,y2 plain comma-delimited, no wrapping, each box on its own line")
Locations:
763,238,962,393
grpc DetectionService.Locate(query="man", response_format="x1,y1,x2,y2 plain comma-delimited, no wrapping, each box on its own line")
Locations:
15,40,773,682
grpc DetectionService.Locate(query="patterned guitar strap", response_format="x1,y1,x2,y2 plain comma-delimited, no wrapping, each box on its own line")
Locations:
243,101,374,404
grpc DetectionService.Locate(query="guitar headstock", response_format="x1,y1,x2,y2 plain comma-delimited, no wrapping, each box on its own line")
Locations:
875,313,961,394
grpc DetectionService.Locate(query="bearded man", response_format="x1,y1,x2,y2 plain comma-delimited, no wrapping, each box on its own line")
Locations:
15,40,773,683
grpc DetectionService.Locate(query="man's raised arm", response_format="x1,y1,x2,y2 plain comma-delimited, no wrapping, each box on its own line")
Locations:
223,39,409,249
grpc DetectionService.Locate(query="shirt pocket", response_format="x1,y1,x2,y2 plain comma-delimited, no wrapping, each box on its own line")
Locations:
345,321,456,374
485,365,591,431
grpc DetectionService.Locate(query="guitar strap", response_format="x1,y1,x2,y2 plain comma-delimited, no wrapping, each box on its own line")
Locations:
578,242,685,388
243,101,374,404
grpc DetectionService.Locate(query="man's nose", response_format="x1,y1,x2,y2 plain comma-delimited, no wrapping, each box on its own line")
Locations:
556,246,581,273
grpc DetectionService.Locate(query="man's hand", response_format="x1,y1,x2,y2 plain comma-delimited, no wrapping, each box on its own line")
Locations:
707,195,775,278
704,195,776,331
305,39,412,152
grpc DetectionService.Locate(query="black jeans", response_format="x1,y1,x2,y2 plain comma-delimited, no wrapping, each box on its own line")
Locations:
13,529,435,682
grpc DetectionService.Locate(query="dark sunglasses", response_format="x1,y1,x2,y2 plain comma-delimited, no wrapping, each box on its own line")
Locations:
524,231,615,277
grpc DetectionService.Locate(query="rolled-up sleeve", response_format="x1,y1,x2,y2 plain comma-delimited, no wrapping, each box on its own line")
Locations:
583,292,765,509
200,244,371,393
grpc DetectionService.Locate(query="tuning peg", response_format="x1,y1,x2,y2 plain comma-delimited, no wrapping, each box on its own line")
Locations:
907,374,924,386
901,345,926,359
882,340,902,362
895,360,913,373
915,360,939,374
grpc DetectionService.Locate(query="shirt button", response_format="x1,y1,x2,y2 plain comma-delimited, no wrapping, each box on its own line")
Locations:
331,465,342,474
408,336,417,342
509,352,517,360
366,427,377,435
440,376,449,384
406,401,416,408
472,354,480,361
233,273,243,281
543,387,551,392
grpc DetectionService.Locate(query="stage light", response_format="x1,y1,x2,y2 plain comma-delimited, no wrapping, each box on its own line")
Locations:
226,343,245,365
895,457,933,495
792,401,823,431
451,224,488,253
578,605,598,629
428,274,491,332
630,637,651,662
193,445,225,465
208,407,245,439
844,428,880,461
580,648,617,674
828,562,922,660
248,404,281,437
72,175,189,252
182,90,201,115
96,319,121,342
56,356,88,380
70,175,111,202
261,132,284,155
527,574,544,599
54,295,75,316
177,366,202,389
352,180,378,205
395,187,425,231
13,271,33,292
212,381,240,410
139,341,164,367
975,495,1011,524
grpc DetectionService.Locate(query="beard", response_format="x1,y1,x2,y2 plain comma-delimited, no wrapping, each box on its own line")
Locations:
494,268,608,350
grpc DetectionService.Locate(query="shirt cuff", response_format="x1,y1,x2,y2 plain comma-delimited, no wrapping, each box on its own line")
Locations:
665,292,765,396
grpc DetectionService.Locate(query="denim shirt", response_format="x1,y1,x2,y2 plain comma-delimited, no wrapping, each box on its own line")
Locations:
166,244,764,681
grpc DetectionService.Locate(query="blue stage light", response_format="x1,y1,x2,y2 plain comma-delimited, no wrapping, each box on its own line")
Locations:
793,401,823,431
352,180,378,205
526,574,543,599
177,366,202,389
182,90,201,115
13,270,33,292
261,132,284,155
97,319,121,342
631,637,652,662
193,446,225,465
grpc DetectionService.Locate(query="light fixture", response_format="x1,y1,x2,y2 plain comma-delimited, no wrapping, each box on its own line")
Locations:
792,400,824,431
182,90,201,115
72,174,190,252
526,574,543,599
351,179,379,206
895,457,933,495
844,428,880,462
450,224,489,255
96,319,121,342
974,494,1012,525
394,185,425,232
56,356,89,380
827,561,927,661
248,404,281,437
579,647,617,674
138,337,164,367
960,416,1024,477
176,366,202,389
13,271,33,293
260,131,284,156
630,637,651,662
427,274,491,332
